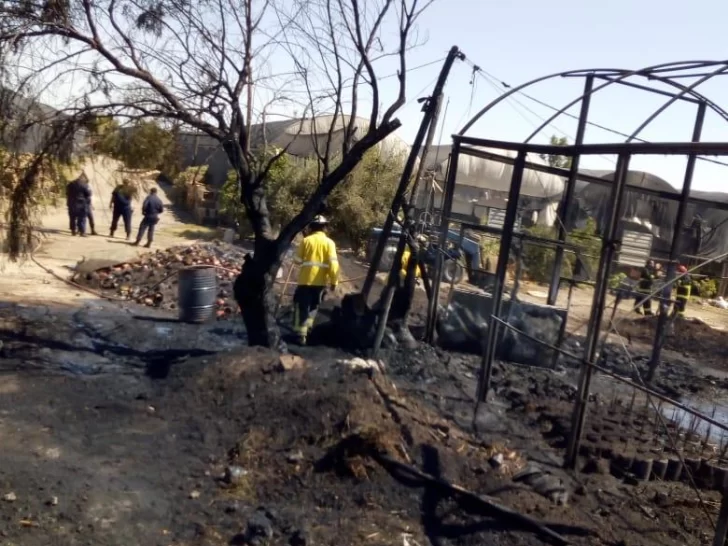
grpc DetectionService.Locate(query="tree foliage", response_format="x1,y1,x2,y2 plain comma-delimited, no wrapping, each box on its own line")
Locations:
0,0,436,346
521,218,601,284
541,135,571,169
219,147,407,252
86,117,181,176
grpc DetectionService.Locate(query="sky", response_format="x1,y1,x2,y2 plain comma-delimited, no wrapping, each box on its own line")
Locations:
368,0,728,193
25,0,728,193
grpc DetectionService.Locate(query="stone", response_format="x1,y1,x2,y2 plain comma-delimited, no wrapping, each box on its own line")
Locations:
224,466,248,485
2,492,16,502
582,457,609,475
488,453,504,468
189,490,200,499
246,510,273,543
276,355,306,372
289,529,308,546
286,451,304,464
47,496,58,506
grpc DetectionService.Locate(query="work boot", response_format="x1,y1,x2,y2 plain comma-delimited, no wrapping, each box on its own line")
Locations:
109,230,115,238
125,232,131,240
91,229,98,236
144,242,151,248
132,240,140,246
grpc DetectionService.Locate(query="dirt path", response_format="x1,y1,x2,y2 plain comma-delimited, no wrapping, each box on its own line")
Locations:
0,157,216,305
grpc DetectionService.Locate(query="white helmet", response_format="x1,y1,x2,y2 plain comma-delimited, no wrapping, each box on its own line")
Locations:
311,214,329,225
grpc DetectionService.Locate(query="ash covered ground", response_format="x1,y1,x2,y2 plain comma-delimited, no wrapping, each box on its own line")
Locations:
1,243,727,545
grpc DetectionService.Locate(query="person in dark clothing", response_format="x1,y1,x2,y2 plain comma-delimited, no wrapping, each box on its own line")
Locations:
79,175,97,235
109,179,134,239
133,187,164,248
65,173,92,236
635,260,660,315
673,264,692,318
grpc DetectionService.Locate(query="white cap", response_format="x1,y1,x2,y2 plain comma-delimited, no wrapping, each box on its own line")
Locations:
312,215,329,225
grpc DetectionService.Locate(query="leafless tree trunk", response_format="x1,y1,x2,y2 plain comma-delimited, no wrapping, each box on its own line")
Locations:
0,0,434,347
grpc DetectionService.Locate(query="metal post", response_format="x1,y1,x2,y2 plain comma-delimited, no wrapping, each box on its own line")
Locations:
714,489,728,546
565,153,631,469
647,101,706,382
476,151,527,403
361,46,463,302
547,75,594,306
371,95,444,356
425,143,460,343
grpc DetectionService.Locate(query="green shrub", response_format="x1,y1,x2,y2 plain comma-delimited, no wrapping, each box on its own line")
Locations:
692,277,718,299
172,165,208,205
520,218,601,284
217,148,406,252
608,272,627,289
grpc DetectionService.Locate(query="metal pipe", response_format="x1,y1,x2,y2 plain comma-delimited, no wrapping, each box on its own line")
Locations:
491,314,728,435
547,75,594,306
475,151,527,404
362,45,463,302
372,93,445,355
425,143,461,343
454,135,728,158
458,61,728,137
565,153,631,469
457,144,728,212
647,101,707,382
627,64,728,142
594,75,701,104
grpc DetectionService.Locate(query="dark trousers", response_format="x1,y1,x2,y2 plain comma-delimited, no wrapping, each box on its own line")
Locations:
69,208,88,235
87,210,96,233
293,285,325,342
135,217,159,245
110,208,132,236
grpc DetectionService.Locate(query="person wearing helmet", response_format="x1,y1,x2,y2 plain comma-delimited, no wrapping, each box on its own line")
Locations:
635,259,658,315
292,215,339,344
673,264,692,318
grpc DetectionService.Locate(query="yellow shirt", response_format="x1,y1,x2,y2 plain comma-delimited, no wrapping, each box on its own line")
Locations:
294,231,340,287
400,247,422,281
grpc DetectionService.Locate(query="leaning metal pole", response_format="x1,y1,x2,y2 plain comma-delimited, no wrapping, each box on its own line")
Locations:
475,151,528,404
646,100,707,382
361,45,464,303
547,75,594,306
425,143,461,343
565,153,631,469
371,93,444,355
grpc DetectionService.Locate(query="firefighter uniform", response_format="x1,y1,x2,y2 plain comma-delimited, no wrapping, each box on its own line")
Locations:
636,261,657,315
292,216,339,344
674,265,691,318
400,246,422,283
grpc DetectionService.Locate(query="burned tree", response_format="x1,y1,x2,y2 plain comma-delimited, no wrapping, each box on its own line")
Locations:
0,0,435,347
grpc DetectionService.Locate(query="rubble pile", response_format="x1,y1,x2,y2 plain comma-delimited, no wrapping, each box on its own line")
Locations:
80,243,249,318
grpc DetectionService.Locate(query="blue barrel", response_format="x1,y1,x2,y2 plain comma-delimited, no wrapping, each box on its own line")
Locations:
178,266,218,323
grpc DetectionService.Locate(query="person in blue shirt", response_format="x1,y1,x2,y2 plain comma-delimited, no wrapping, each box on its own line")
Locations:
132,187,164,248
109,179,134,239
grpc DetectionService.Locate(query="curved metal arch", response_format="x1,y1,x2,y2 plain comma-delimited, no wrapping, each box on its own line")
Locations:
458,60,728,140
627,63,728,142
522,66,728,144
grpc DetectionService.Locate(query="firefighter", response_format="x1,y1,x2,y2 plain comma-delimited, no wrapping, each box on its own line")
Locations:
673,264,692,318
292,215,339,345
635,259,658,315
